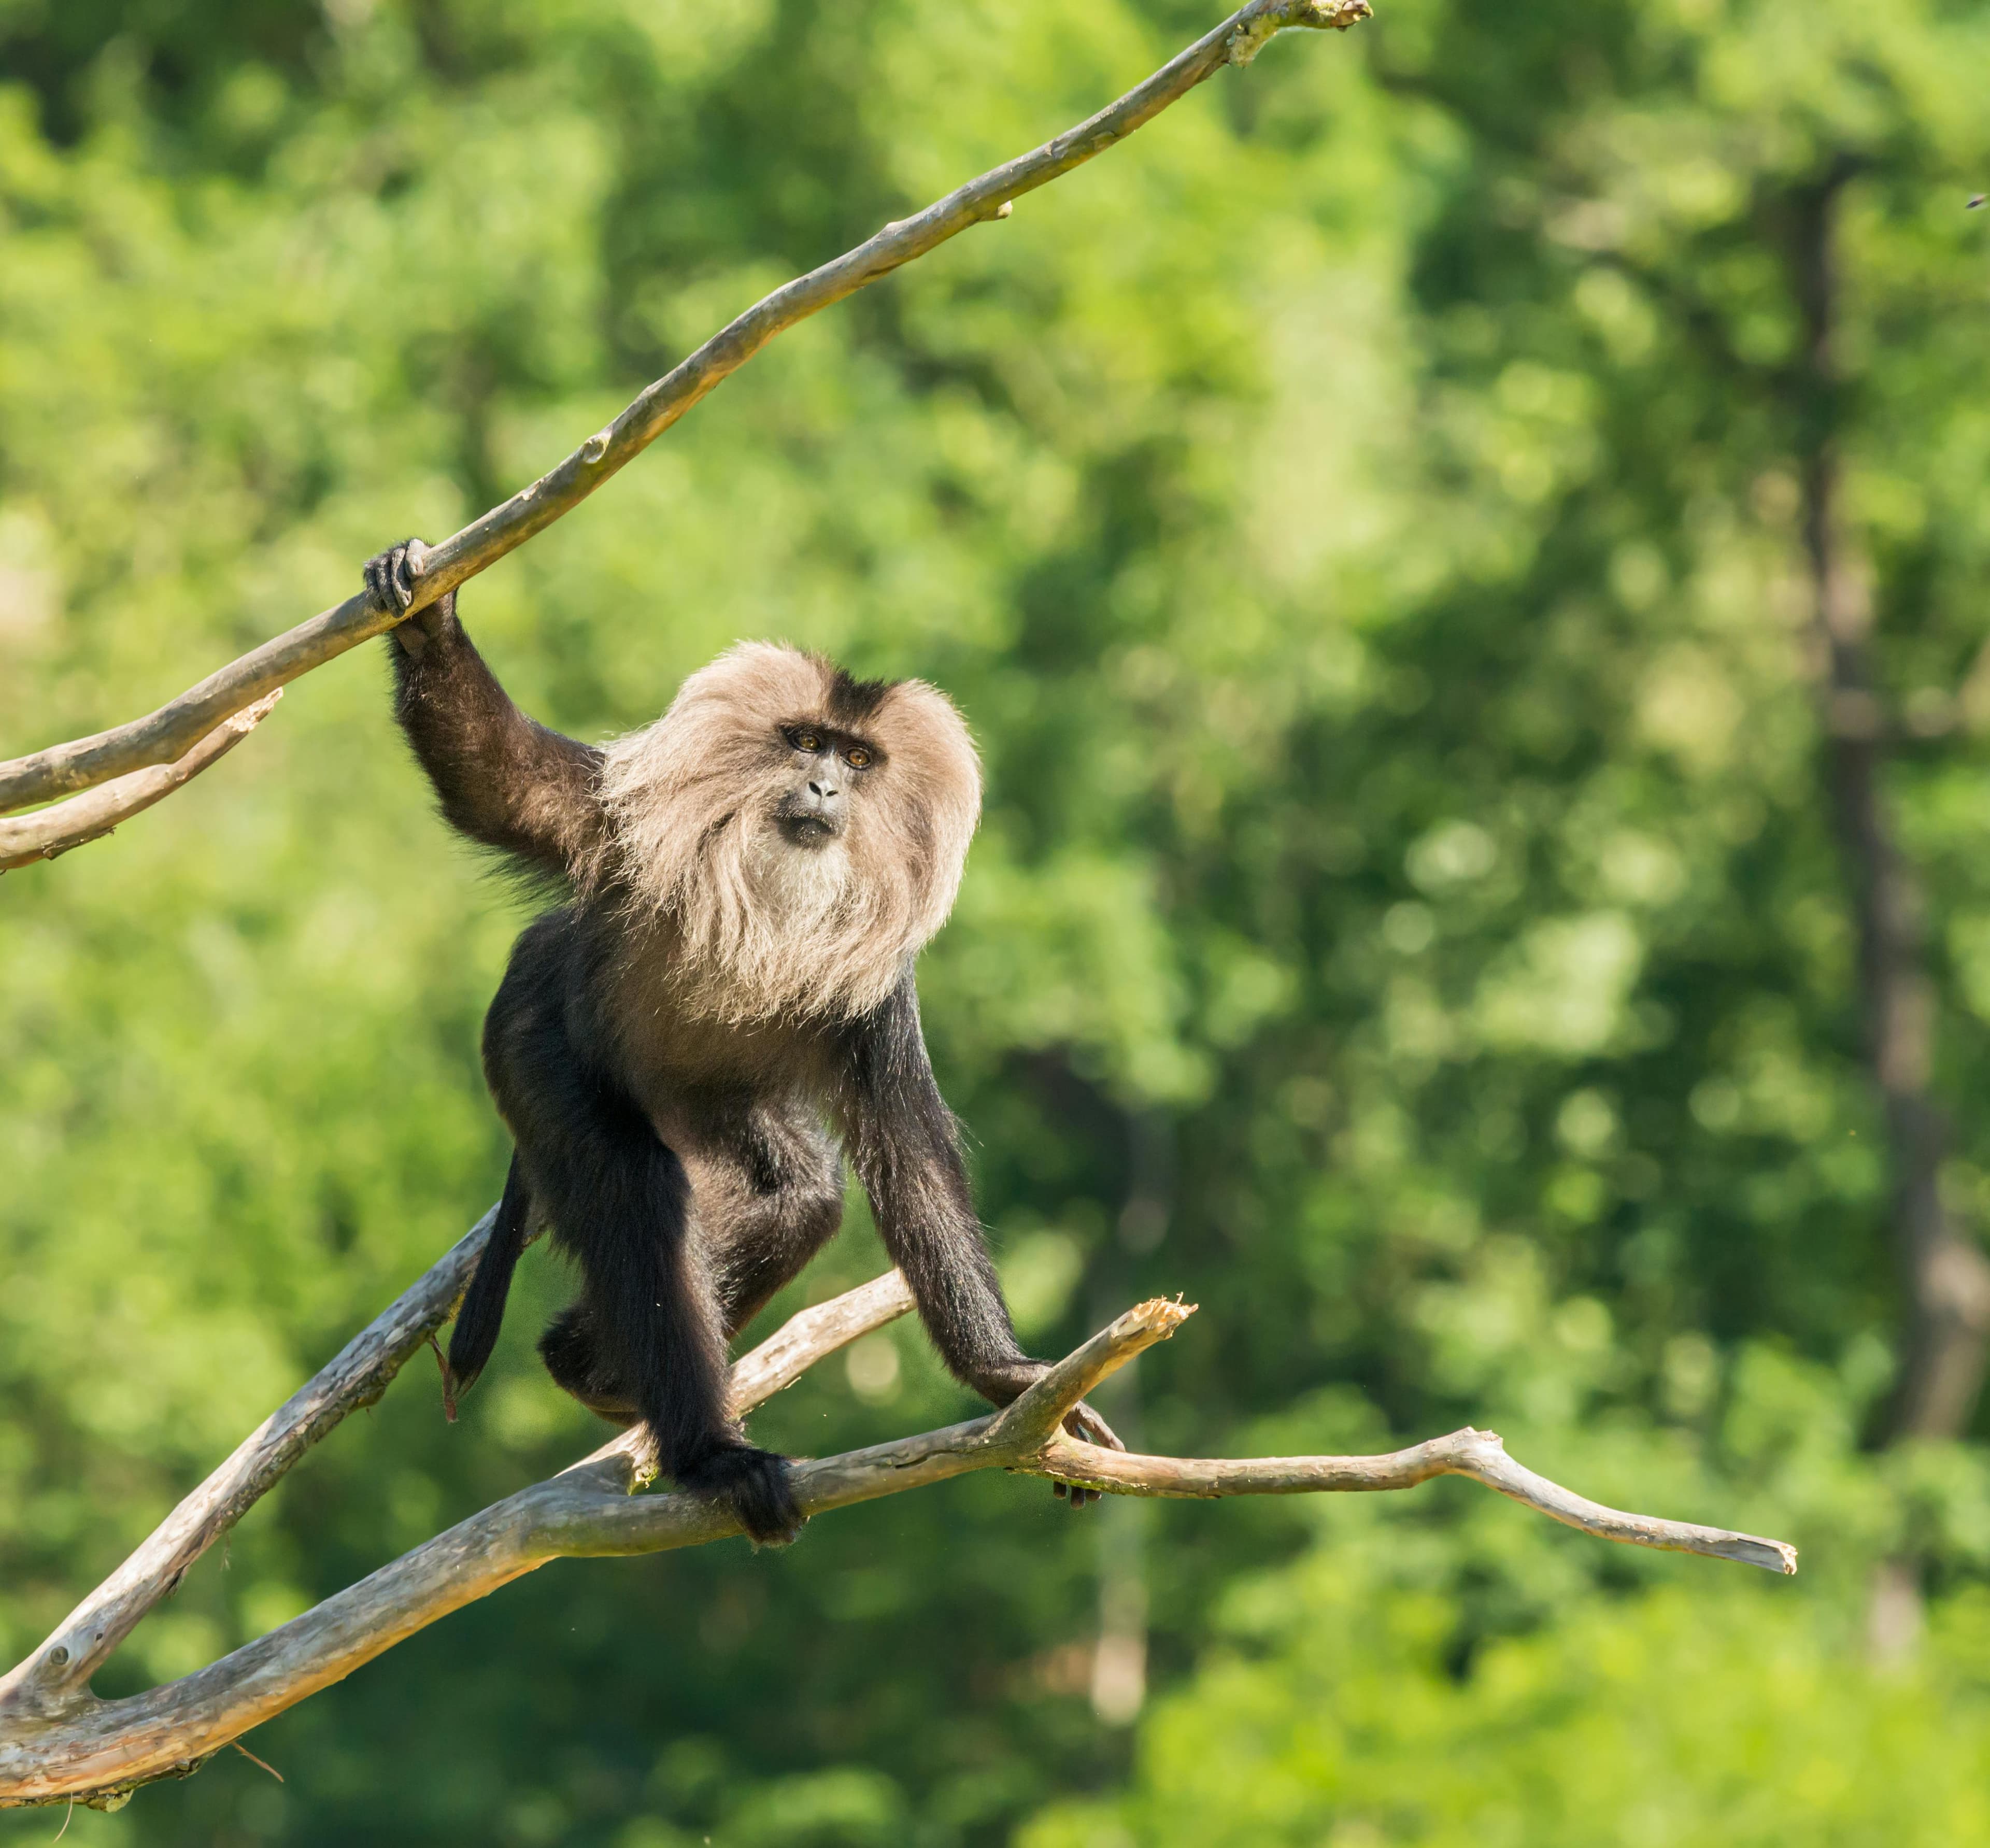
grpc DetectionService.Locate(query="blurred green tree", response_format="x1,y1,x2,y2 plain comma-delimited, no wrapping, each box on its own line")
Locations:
2,0,1988,1842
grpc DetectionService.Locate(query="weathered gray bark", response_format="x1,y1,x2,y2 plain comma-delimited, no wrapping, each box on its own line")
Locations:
0,692,279,872
0,1254,1792,1812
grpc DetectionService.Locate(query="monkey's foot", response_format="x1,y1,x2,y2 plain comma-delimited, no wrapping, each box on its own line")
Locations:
1050,1398,1124,1510
677,1444,805,1546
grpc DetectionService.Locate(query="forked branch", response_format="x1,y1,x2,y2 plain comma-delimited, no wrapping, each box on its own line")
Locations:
0,1257,1793,1812
0,0,1374,847
0,692,280,872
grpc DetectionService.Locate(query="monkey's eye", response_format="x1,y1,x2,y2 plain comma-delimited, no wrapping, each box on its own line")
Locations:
844,745,874,770
788,729,823,754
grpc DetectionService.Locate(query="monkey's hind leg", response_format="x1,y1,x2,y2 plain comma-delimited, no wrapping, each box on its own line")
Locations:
502,1051,804,1544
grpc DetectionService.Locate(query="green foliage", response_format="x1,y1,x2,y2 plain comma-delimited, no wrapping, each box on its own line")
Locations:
1028,1318,1990,1845
2,0,1989,1842
1026,1581,1990,1847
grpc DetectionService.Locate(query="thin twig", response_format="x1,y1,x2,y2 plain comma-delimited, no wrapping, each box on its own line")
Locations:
0,1281,1795,1810
728,1271,919,1416
228,1741,282,1784
0,0,1372,823
426,1332,458,1424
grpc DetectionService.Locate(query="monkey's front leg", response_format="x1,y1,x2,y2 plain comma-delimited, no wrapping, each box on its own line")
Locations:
836,984,1127,1504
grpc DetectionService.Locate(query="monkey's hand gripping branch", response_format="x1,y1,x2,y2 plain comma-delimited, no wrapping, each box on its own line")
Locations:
0,1246,1793,1812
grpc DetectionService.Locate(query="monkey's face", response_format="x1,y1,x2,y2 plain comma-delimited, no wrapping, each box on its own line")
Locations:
601,643,980,1020
771,724,877,851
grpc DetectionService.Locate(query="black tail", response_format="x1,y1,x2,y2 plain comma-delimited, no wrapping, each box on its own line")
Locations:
447,1153,533,1401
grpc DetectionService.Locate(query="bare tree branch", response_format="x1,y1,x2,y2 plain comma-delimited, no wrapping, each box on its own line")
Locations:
987,1298,1195,1447
1033,1433,1798,1574
0,1204,503,1723
0,1221,916,1727
727,1271,919,1416
0,692,280,873
559,1270,921,1493
0,0,1373,828
0,1276,1794,1812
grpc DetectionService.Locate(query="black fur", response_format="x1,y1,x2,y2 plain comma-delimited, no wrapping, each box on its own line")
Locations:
832,980,1045,1404
823,662,892,727
367,541,1112,1543
447,1151,532,1398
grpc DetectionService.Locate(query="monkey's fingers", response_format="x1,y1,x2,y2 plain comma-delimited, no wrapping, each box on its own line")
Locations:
1047,1400,1125,1508
1061,1399,1125,1453
362,537,429,614
361,551,401,613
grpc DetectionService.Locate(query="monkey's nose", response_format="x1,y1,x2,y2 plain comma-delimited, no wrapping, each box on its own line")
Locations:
808,778,840,800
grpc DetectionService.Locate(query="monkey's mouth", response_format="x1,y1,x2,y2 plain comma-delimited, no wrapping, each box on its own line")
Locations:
774,808,844,847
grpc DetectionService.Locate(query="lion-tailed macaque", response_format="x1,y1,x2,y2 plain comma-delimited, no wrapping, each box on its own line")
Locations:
366,539,1120,1542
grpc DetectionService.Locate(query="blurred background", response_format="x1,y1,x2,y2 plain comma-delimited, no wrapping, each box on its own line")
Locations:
4,0,1990,1841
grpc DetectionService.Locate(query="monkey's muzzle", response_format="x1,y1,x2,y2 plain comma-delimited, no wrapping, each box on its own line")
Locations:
774,793,847,846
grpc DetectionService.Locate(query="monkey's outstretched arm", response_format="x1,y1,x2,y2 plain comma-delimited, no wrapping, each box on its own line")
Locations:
836,976,1122,1455
366,539,606,882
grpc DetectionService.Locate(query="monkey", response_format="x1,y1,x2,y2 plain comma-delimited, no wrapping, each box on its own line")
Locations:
365,538,1121,1544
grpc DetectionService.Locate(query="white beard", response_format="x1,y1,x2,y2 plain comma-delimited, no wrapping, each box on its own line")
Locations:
668,822,873,1023
744,828,854,936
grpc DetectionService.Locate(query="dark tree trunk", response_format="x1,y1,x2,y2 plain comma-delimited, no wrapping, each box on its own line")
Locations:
1788,171,1990,1452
